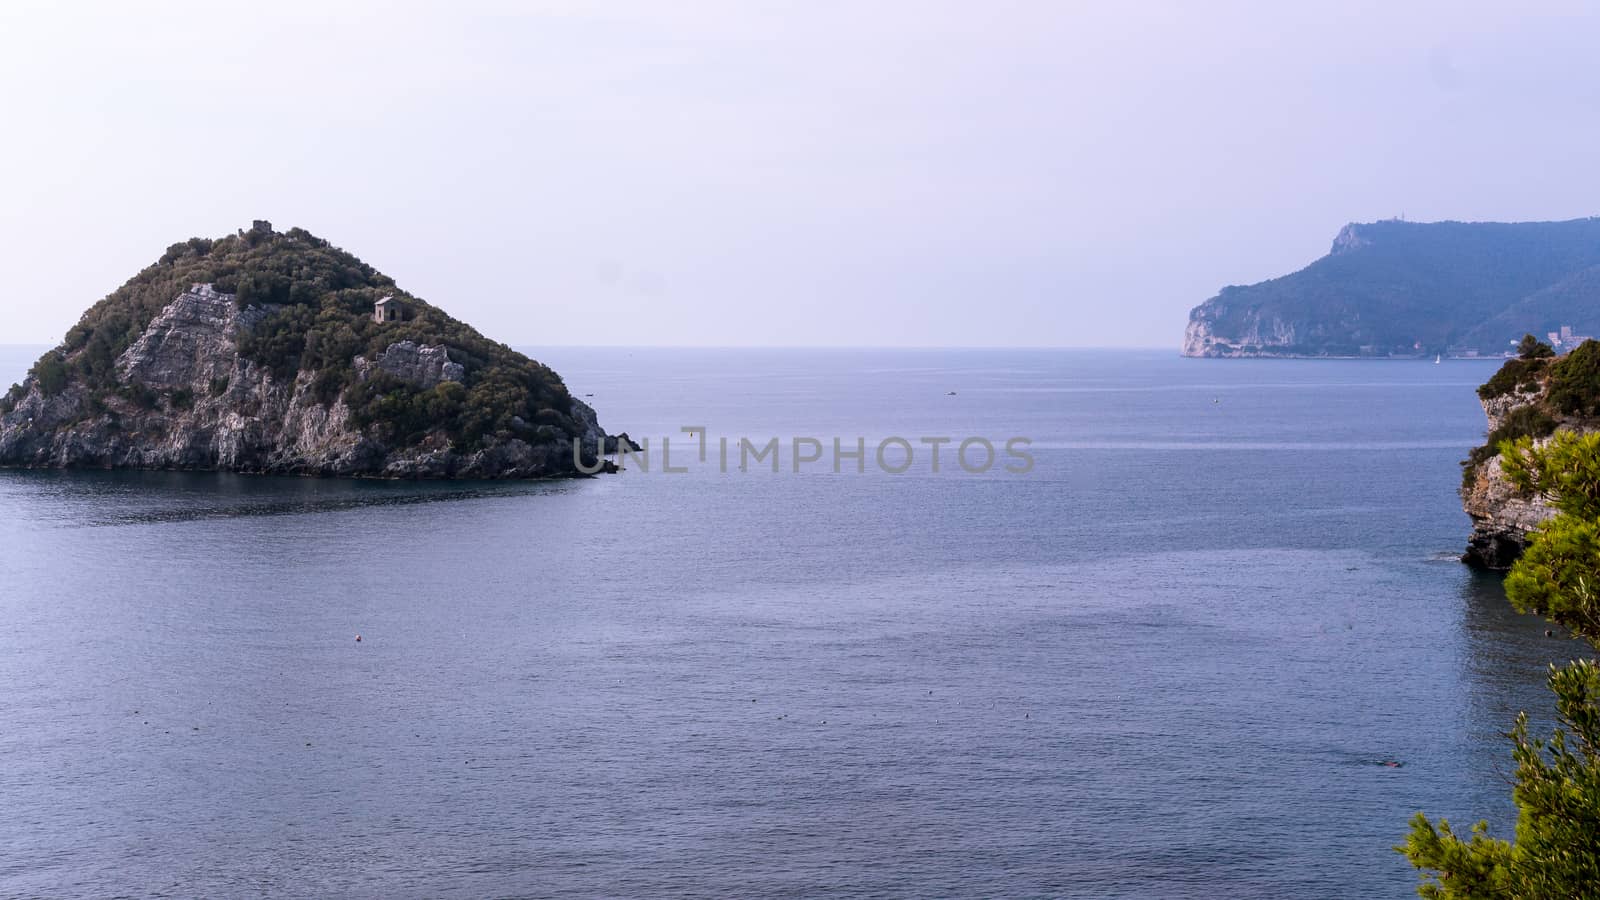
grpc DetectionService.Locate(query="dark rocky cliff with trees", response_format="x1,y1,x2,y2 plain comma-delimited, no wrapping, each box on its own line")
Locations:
0,221,626,478
1460,335,1600,567
1184,218,1600,358
1405,344,1600,894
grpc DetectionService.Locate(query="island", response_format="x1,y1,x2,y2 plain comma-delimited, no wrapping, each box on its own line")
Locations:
1183,217,1600,358
0,221,628,478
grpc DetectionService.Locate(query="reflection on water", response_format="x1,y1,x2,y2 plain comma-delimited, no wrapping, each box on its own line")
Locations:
0,469,580,527
1457,568,1577,766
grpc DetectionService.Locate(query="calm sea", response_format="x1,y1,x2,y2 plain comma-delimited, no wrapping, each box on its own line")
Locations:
0,346,1564,898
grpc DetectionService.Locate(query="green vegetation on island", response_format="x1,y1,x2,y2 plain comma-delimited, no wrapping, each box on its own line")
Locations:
2,221,580,454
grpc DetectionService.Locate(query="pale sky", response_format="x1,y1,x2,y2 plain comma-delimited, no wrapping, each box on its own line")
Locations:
3,1,1600,347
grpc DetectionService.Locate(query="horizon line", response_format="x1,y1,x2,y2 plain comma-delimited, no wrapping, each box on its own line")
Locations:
0,342,1184,352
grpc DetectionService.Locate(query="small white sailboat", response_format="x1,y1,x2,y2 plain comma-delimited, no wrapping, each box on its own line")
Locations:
1434,354,1441,364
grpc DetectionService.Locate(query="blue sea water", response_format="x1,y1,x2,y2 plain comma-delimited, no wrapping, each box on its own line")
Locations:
0,346,1566,897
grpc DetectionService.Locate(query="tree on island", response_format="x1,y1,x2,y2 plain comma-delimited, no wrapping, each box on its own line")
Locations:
1400,430,1600,897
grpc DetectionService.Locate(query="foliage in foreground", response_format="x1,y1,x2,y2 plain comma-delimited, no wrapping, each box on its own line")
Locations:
1401,660,1600,897
1402,430,1600,897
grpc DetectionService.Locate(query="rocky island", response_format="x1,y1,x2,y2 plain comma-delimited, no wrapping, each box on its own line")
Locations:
0,221,627,478
1184,217,1600,358
1460,336,1600,567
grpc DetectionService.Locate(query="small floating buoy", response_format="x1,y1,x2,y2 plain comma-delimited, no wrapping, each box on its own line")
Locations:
355,634,362,642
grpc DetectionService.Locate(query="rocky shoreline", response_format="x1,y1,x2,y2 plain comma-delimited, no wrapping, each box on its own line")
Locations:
1460,371,1558,568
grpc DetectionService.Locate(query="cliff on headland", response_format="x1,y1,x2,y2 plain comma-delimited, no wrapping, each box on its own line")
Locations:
1460,338,1600,567
0,221,627,478
1184,218,1600,358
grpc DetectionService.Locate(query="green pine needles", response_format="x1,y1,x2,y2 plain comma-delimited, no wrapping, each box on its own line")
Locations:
1402,430,1600,896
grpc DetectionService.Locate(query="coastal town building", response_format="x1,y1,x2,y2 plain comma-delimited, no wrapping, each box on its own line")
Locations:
1548,324,1594,350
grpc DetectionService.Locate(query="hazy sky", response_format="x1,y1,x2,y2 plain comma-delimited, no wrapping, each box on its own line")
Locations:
3,1,1600,347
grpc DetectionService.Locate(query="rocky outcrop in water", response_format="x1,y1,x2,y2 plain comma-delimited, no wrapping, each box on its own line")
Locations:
0,224,628,479
6,285,357,473
1462,453,1553,569
1460,359,1564,568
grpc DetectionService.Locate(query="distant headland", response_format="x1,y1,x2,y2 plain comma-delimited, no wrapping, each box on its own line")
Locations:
0,221,628,478
1183,217,1600,358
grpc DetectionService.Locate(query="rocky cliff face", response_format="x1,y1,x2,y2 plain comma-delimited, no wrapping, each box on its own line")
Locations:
0,284,622,478
1182,302,1300,357
1462,453,1553,568
1461,385,1555,568
354,341,465,389
1328,222,1370,255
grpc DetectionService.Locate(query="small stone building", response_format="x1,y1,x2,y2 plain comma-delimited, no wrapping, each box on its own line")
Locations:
374,296,402,324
